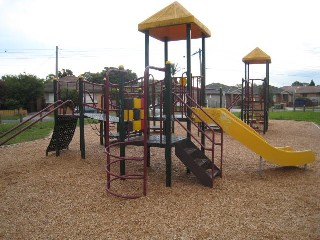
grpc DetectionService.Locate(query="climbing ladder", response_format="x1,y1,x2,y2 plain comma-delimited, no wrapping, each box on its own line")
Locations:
46,115,78,156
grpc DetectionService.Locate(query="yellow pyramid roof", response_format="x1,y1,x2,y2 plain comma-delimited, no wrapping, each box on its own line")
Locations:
242,47,271,64
138,1,211,41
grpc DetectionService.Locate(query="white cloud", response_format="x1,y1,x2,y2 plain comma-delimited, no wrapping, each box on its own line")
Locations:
0,0,319,86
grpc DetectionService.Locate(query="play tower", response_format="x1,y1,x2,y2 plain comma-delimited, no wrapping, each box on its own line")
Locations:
104,1,223,198
241,47,271,134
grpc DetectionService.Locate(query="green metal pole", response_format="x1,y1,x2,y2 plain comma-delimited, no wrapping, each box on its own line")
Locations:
53,78,60,156
145,31,149,68
78,76,85,159
164,61,172,187
201,35,206,152
265,62,270,132
219,87,223,108
145,31,151,168
201,35,206,107
164,37,168,63
103,77,107,147
241,78,244,120
119,69,126,176
186,24,191,139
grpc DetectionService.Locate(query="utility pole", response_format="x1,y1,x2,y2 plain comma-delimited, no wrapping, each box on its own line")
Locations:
192,48,202,76
55,46,58,78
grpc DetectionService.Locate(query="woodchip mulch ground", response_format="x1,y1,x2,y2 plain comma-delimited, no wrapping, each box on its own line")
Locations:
0,120,319,239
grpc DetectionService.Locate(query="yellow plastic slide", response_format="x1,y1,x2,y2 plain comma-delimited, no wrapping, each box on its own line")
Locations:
192,108,316,166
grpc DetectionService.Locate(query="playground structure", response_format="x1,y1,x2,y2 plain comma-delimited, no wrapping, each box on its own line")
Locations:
0,1,316,199
241,47,271,134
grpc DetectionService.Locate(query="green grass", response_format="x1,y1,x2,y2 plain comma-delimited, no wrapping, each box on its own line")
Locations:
0,121,54,145
0,115,22,121
269,111,320,125
232,111,320,125
0,117,96,146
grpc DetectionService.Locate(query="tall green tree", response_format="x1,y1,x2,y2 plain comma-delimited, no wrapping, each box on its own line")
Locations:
82,72,104,84
291,81,304,86
102,67,138,84
0,80,7,109
58,69,74,78
45,74,56,81
46,69,74,80
81,67,138,84
1,74,44,111
309,79,315,86
59,88,78,113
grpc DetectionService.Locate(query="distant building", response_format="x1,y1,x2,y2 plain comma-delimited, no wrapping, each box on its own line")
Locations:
44,76,103,109
205,83,320,108
281,86,320,106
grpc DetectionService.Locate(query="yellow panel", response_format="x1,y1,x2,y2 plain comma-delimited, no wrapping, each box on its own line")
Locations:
140,109,144,119
133,120,142,131
133,98,141,109
124,110,133,121
179,77,187,86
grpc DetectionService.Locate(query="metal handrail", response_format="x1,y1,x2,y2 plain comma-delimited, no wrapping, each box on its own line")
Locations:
0,100,74,146
173,93,223,179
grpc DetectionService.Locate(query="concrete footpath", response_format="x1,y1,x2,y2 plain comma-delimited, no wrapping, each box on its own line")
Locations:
1,112,54,124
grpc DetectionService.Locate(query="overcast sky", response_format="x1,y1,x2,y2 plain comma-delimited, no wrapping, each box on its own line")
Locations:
0,0,319,87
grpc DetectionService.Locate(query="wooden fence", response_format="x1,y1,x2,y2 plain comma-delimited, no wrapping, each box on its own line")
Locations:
0,109,28,116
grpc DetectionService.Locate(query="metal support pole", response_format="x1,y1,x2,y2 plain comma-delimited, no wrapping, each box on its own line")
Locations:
219,87,223,108
78,76,85,159
164,37,168,63
186,24,191,139
145,31,149,68
164,61,172,187
201,35,206,106
53,78,60,157
200,36,206,152
265,62,270,132
119,70,126,176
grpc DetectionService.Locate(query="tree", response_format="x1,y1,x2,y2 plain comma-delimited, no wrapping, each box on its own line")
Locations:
60,88,78,113
46,74,56,81
1,74,44,111
82,72,104,84
58,69,74,78
309,79,315,86
0,81,7,109
81,67,138,84
291,81,304,86
46,69,74,80
102,67,137,84
171,63,181,76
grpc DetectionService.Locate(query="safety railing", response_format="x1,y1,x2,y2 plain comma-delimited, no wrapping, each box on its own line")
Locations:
0,100,74,146
173,93,223,179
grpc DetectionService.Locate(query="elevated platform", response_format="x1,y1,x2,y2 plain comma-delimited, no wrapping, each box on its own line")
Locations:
126,134,187,148
149,112,188,121
75,113,119,122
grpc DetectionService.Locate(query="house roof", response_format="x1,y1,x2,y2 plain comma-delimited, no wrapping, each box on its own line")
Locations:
281,86,320,94
242,47,271,64
206,83,283,95
44,76,103,93
138,1,211,41
205,83,239,94
44,76,78,92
